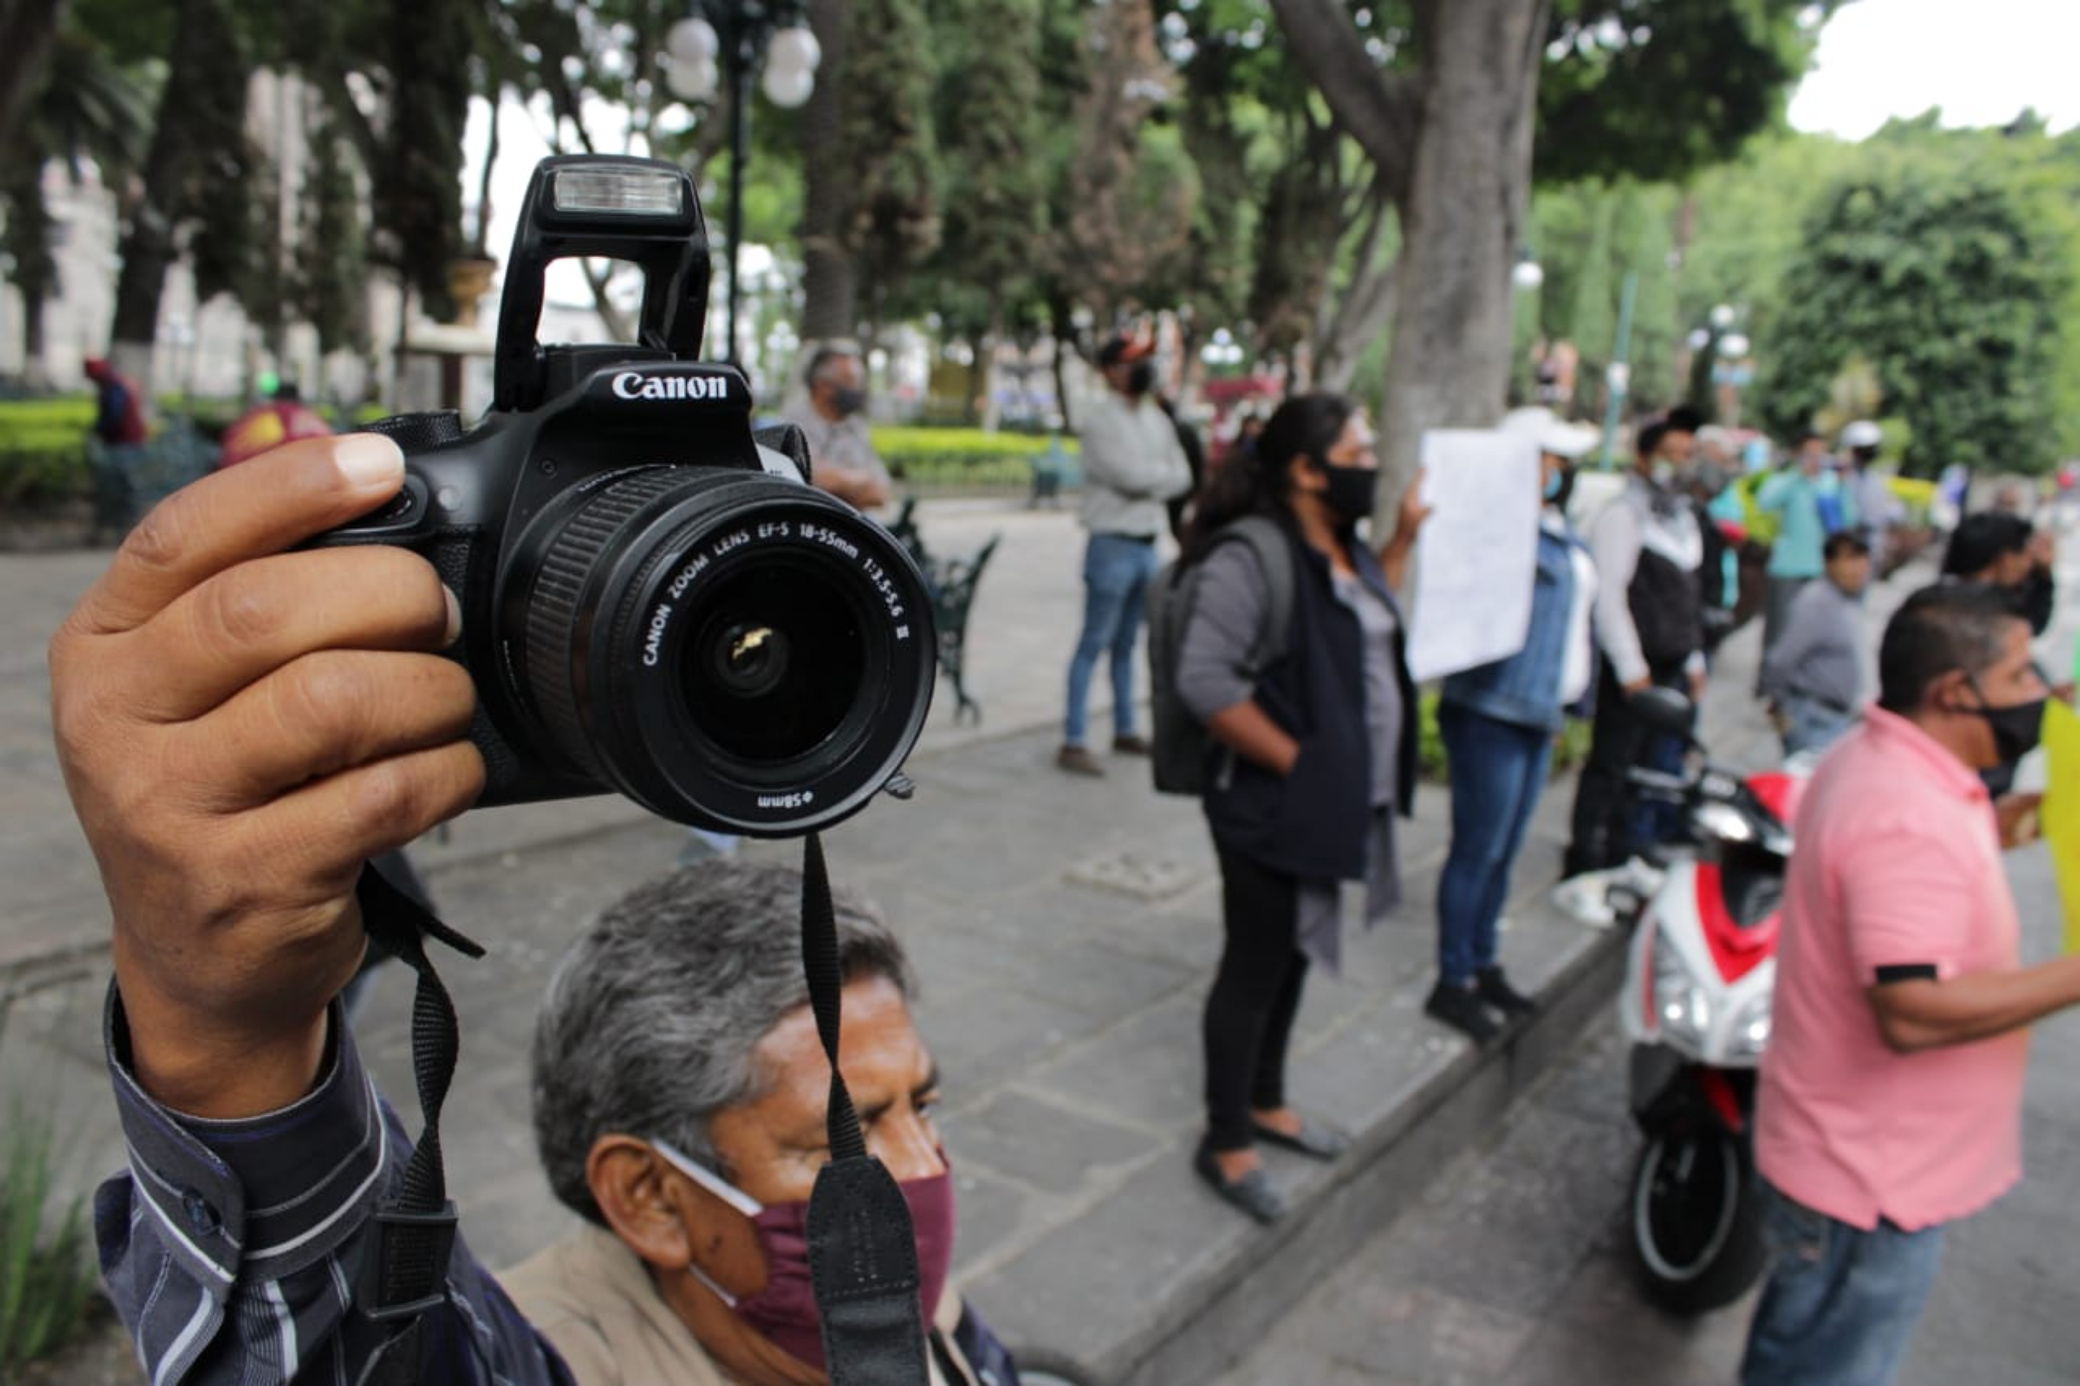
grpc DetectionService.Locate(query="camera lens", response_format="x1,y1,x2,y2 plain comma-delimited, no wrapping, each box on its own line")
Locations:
682,566,862,763
517,465,935,835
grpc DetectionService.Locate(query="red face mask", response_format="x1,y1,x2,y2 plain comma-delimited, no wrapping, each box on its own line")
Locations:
655,1140,957,1372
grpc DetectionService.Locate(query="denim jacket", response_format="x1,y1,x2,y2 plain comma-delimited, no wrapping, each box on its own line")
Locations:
1441,522,1584,733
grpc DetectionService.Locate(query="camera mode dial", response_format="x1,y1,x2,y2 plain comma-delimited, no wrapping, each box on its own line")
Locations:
367,409,466,453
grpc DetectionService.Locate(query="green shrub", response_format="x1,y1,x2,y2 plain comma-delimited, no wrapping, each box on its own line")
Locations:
0,398,95,458
1552,716,1594,776
0,1110,98,1368
869,426,1074,458
0,450,89,507
871,426,1079,488
1417,691,1449,781
1419,690,1595,784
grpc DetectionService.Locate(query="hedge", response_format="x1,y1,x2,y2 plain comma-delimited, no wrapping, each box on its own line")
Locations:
869,426,1077,488
1415,690,1594,785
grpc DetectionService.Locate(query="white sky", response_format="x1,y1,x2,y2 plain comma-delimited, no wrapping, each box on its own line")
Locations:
1789,0,2080,139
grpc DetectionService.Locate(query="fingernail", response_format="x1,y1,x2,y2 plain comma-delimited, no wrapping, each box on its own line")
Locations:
336,434,404,488
442,586,463,646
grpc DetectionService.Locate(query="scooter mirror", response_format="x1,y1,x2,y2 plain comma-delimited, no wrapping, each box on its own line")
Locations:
1631,685,1699,741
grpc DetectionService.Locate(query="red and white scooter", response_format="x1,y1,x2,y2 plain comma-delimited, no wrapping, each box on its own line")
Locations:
1612,688,1809,1314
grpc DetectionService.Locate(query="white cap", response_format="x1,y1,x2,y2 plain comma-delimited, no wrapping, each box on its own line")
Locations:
1840,419,1883,449
1502,406,1600,461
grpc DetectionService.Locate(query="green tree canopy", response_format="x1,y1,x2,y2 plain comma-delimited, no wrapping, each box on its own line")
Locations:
1759,174,2065,476
1535,0,1829,186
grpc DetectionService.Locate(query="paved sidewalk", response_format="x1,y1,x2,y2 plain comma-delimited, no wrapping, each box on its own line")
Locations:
1,495,1768,1382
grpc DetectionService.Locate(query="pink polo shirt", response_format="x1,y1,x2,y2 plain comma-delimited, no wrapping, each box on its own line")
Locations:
1755,706,2027,1232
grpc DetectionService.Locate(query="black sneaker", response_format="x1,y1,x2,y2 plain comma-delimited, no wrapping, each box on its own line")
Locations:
1424,981,1502,1045
1475,967,1537,1018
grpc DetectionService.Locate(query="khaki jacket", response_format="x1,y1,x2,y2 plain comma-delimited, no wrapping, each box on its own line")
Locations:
501,1223,978,1386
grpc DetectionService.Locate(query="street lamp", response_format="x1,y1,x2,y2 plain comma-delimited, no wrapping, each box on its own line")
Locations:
1511,250,1544,292
662,3,820,363
1686,303,1748,425
1199,327,1246,374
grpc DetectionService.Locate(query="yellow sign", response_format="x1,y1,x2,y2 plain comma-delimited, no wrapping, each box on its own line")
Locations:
2041,699,2080,953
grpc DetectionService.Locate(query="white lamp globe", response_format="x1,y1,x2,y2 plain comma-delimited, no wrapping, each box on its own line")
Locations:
1719,332,1751,358
761,61,815,108
1511,258,1544,290
768,25,821,74
667,17,720,63
667,56,720,101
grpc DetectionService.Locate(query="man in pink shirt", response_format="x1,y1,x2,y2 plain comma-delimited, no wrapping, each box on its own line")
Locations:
1743,583,2068,1384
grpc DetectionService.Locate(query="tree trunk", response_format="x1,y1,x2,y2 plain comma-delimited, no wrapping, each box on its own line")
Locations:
470,83,502,259
1373,0,1547,511
976,311,1000,432
109,0,227,396
797,0,858,341
21,288,48,383
1312,193,1399,394
1048,291,1078,434
1314,255,1399,395
0,0,62,155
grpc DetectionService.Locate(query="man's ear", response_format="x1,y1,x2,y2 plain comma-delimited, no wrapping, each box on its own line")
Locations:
1929,669,1975,716
587,1135,698,1271
587,1135,769,1289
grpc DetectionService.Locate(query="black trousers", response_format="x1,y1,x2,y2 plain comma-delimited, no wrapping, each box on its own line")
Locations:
1565,663,1680,878
1202,845,1309,1152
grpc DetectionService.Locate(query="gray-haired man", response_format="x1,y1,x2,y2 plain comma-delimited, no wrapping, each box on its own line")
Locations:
784,343,892,510
505,859,1015,1385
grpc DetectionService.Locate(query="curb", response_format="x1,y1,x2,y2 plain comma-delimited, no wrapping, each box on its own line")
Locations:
1053,916,1631,1385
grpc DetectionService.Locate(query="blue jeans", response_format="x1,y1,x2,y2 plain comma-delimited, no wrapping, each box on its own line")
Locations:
1781,693,1855,758
1064,532,1159,746
1740,1180,1945,1386
1436,702,1552,987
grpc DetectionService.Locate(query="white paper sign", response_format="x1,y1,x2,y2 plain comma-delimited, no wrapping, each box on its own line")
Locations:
1406,429,1543,682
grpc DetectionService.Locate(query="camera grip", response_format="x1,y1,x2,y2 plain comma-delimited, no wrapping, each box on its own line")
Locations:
420,529,526,806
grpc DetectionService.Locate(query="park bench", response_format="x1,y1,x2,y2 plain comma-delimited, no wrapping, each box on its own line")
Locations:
85,421,217,539
1027,436,1081,508
885,497,1000,724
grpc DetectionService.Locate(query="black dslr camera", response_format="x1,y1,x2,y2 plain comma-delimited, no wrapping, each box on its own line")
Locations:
319,156,935,836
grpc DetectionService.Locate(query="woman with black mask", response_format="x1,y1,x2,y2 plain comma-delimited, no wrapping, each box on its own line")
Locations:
1173,393,1427,1222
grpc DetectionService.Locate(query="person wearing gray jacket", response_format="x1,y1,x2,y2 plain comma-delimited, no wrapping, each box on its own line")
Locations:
1760,530,1872,756
1057,335,1194,776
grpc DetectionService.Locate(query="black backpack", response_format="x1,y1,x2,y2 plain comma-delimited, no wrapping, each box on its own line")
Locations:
1145,515,1297,795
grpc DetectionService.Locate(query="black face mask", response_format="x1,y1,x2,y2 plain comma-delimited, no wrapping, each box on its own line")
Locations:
1125,361,1156,396
1316,462,1379,526
1966,677,2047,764
831,386,868,418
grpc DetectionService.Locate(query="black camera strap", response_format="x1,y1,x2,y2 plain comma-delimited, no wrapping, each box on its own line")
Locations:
350,860,483,1386
344,838,927,1385
799,831,932,1385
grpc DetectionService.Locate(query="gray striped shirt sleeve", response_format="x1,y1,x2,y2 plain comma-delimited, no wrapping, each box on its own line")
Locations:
95,984,571,1385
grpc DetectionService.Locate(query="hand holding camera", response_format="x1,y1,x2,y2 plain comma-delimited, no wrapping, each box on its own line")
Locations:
49,435,484,1118
54,156,937,1121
